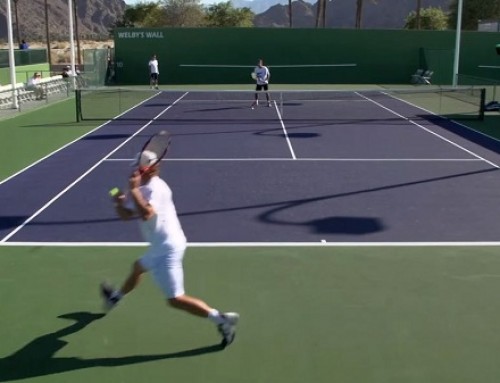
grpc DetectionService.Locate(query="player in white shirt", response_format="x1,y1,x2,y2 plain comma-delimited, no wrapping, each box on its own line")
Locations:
251,58,271,109
148,54,159,89
101,150,239,347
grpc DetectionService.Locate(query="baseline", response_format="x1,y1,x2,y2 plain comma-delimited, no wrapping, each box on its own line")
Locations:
2,241,500,247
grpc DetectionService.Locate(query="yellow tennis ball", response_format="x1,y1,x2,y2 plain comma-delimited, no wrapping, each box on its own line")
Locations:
109,187,120,197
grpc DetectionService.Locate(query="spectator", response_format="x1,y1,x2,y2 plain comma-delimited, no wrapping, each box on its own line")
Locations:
61,66,70,78
19,40,29,50
62,65,81,77
26,72,45,100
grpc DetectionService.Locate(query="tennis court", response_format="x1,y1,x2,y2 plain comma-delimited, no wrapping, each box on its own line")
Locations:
2,85,500,383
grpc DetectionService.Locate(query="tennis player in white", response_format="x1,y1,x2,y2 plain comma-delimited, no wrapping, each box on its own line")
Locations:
101,150,239,347
251,58,271,109
148,54,159,89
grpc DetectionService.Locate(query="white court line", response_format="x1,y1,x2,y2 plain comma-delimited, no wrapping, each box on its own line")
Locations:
105,157,483,162
382,91,500,159
179,64,357,68
0,91,161,186
177,99,369,103
355,92,500,169
278,100,370,104
0,92,189,243
2,241,500,247
272,100,297,160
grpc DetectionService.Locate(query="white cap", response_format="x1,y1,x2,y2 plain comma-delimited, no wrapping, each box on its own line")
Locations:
131,150,158,167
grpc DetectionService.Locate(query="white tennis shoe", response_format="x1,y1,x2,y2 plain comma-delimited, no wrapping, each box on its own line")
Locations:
217,312,240,347
100,282,120,311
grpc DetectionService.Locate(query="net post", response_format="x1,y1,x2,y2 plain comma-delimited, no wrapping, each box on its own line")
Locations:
118,88,122,115
280,91,284,116
75,89,81,122
479,88,486,121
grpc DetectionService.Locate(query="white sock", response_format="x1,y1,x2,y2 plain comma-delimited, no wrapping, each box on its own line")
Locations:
208,309,225,325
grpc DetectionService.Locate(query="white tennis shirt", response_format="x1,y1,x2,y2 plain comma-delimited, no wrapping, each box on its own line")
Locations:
254,66,270,85
149,59,159,74
127,176,186,251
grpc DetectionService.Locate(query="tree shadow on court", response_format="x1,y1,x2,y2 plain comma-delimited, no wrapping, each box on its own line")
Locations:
23,217,124,226
140,103,173,107
179,167,498,235
306,216,384,235
0,311,224,382
191,106,250,112
0,216,30,231
255,167,497,235
82,134,132,140
282,132,320,138
420,114,500,156
0,216,123,229
21,122,90,128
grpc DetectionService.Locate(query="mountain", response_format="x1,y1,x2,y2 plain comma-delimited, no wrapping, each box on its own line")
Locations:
0,0,455,42
0,0,126,42
254,0,453,29
231,0,314,14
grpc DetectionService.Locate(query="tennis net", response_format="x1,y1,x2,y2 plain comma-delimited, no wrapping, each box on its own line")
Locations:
75,87,485,122
457,74,499,112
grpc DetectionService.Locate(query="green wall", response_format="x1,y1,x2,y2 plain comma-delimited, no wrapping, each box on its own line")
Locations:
114,28,500,85
0,63,51,85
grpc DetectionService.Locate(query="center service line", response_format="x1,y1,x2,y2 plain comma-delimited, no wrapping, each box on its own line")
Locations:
272,100,297,160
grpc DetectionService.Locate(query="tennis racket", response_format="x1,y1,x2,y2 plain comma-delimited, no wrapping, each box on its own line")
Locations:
136,130,172,172
108,130,171,197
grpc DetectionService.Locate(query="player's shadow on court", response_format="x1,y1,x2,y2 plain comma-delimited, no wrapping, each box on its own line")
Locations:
0,311,224,382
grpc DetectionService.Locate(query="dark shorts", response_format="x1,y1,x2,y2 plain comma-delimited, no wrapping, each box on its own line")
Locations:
255,84,269,91
150,73,159,80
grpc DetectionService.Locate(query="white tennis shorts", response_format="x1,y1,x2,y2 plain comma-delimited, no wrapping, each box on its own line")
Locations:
139,247,185,299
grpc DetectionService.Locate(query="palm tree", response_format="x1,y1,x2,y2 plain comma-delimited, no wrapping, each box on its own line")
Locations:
416,0,422,29
315,0,326,28
355,0,377,29
13,0,21,46
355,0,363,29
73,0,82,65
288,0,292,27
44,0,52,65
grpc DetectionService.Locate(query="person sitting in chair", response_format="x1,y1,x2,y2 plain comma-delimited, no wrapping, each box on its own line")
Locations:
26,72,45,100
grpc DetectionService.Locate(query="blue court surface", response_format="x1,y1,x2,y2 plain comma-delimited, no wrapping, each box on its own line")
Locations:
2,90,500,245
